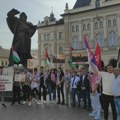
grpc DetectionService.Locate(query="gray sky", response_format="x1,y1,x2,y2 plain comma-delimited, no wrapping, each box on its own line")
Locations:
0,0,76,50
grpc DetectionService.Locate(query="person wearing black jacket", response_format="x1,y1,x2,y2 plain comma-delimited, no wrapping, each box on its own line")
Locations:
80,68,91,110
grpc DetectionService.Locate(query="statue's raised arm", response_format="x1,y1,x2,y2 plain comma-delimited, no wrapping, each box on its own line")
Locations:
6,9,20,34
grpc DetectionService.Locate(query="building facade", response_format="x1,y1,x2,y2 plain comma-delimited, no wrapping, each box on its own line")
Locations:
0,46,9,66
37,0,120,69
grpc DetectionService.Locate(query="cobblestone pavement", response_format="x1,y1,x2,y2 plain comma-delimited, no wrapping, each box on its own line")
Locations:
0,102,112,120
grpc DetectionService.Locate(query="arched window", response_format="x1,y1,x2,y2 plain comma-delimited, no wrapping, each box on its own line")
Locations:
71,36,80,50
83,24,86,30
100,21,103,28
113,19,117,26
76,25,79,32
95,22,98,29
96,33,104,47
108,31,117,46
108,20,111,27
72,26,74,32
59,46,64,54
87,24,90,30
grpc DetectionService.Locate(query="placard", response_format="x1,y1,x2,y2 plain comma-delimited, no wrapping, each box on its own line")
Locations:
14,74,25,82
0,75,13,91
27,59,39,68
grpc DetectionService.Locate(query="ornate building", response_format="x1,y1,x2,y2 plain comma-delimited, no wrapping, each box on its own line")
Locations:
37,0,120,69
0,46,9,66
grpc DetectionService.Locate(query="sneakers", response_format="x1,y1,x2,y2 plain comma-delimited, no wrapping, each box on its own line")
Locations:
28,102,31,106
22,101,26,105
89,112,96,117
94,116,100,119
43,100,47,104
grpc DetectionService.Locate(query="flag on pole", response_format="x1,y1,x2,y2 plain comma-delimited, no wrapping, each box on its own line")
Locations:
12,49,20,63
84,35,98,72
117,48,120,68
94,42,101,70
45,49,50,65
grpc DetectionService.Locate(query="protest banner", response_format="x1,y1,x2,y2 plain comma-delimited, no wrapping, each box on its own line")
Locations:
27,59,39,68
14,74,25,82
0,75,13,91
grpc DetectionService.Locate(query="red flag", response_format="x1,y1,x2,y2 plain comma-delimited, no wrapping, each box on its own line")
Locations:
94,42,101,70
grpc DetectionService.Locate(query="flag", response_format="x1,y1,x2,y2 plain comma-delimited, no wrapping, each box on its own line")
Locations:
84,35,98,72
70,46,73,57
45,49,50,65
117,48,120,68
94,42,101,70
12,49,20,63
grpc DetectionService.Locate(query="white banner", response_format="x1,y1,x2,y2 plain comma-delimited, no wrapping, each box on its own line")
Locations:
27,59,39,68
14,74,25,82
0,75,13,91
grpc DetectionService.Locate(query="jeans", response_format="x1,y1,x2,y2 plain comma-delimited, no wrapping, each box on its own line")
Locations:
114,97,120,120
71,88,81,107
48,85,56,101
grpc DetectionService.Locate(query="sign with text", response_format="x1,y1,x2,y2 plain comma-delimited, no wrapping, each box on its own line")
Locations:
27,59,39,68
14,74,25,82
3,67,14,76
0,75,13,91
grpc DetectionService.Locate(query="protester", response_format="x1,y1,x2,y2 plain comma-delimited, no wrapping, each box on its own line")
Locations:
57,67,65,105
31,68,41,104
47,68,56,103
88,73,101,119
22,69,32,106
39,66,47,103
112,67,120,120
92,64,117,120
80,68,91,110
70,70,80,107
64,69,71,105
11,70,22,105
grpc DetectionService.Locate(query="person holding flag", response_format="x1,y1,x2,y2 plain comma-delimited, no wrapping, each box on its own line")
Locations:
84,35,117,120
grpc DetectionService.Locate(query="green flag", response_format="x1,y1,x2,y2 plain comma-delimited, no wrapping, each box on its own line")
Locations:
68,57,76,69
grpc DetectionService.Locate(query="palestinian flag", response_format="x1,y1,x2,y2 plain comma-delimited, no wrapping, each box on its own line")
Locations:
117,48,120,68
12,49,20,63
45,49,50,65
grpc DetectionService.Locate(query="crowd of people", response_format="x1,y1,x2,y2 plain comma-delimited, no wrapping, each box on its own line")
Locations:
0,64,120,120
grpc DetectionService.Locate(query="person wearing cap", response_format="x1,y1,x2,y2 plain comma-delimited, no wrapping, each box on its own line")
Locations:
92,64,117,120
112,67,120,120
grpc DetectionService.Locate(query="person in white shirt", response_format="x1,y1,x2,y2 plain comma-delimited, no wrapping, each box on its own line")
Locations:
112,67,120,120
70,70,80,107
92,64,117,120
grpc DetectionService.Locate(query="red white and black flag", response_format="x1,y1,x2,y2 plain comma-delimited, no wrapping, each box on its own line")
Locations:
45,48,50,65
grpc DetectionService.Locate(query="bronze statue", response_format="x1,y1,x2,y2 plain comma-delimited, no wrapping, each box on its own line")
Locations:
6,9,37,67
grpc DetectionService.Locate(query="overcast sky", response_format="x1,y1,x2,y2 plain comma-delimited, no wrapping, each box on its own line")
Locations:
0,0,76,50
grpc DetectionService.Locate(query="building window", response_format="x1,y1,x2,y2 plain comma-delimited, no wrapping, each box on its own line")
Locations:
96,33,104,47
100,21,103,28
108,20,111,27
96,0,100,8
95,22,98,29
47,34,50,40
44,34,46,40
76,25,79,32
83,24,86,30
72,26,74,32
58,32,62,39
1,61,4,66
59,46,63,54
113,19,117,26
87,24,90,30
71,36,80,50
108,31,117,46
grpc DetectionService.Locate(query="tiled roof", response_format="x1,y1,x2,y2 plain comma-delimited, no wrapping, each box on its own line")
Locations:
73,0,91,9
